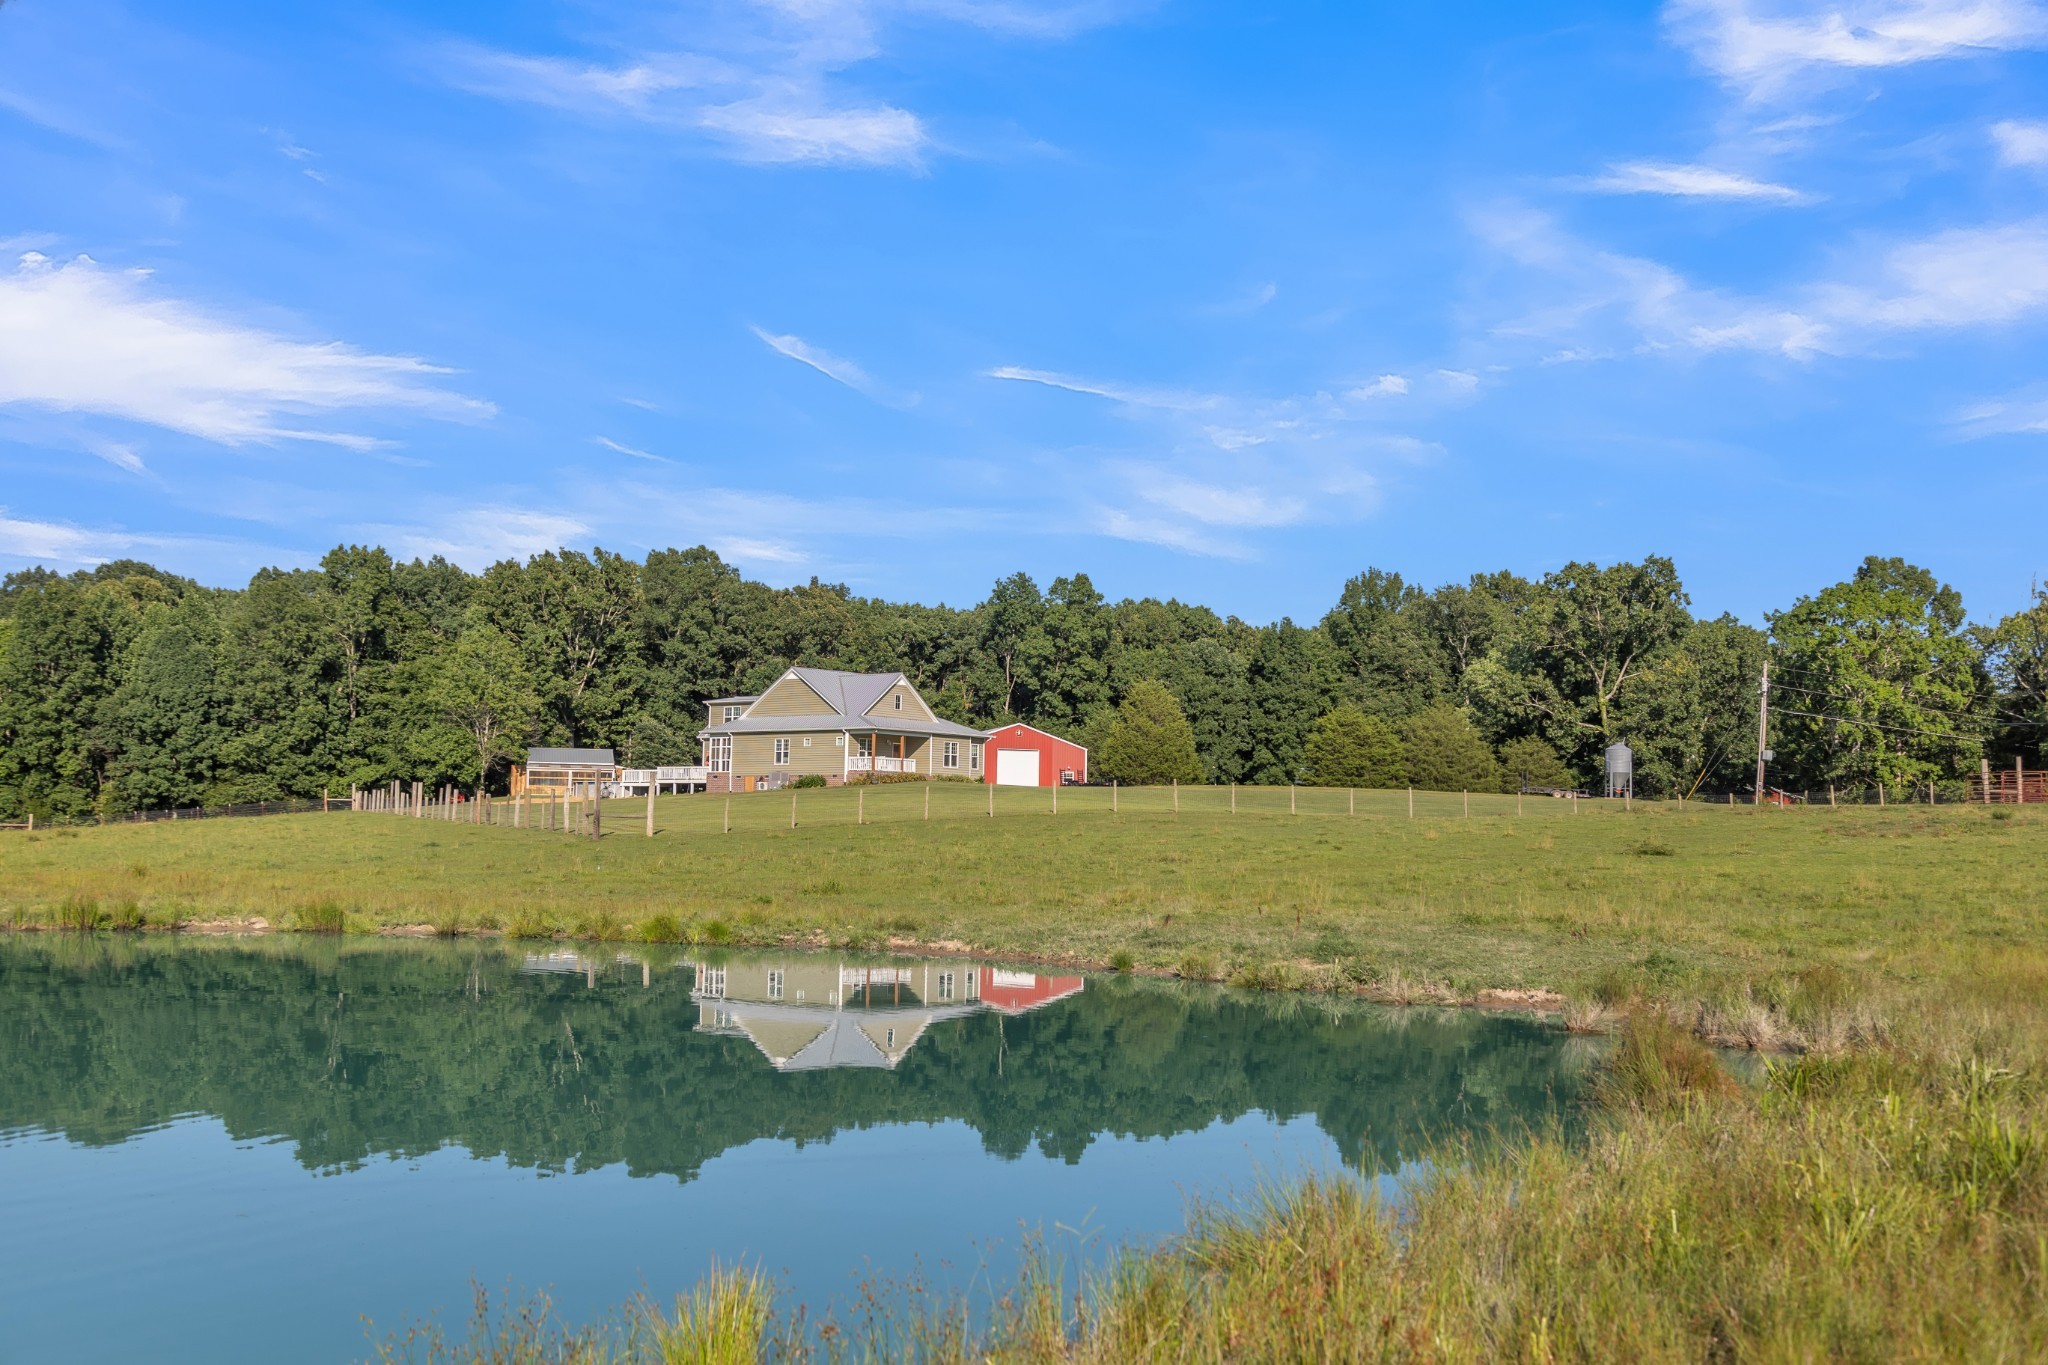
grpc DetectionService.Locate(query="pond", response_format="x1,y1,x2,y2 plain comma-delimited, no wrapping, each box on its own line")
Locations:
0,935,1596,1362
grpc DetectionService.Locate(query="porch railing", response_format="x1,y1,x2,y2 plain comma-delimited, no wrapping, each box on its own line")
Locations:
847,756,918,774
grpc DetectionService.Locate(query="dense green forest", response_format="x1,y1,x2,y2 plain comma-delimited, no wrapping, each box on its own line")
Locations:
2,545,2044,819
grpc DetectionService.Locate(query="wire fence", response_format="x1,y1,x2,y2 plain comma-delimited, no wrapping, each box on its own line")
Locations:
11,772,2031,838
336,774,2046,842
0,798,346,832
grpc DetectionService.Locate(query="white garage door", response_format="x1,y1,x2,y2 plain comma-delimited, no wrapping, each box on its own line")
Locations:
994,748,1041,787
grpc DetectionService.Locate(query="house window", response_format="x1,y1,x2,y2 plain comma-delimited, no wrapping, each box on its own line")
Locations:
704,736,732,773
938,971,955,1000
802,737,813,747
723,705,742,722
943,741,960,769
970,742,982,771
700,967,726,997
893,693,903,710
773,738,790,766
835,736,845,747
886,1028,896,1048
767,970,784,1000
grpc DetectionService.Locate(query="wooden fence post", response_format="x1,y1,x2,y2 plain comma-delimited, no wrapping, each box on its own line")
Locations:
1462,789,1468,818
1407,787,1414,819
1290,784,1296,815
1230,783,1235,814
793,791,799,829
1349,788,1354,816
858,787,864,826
724,797,731,834
924,785,929,821
1173,779,1179,813
2020,756,2027,806
988,782,994,818
1982,758,1992,803
1112,780,1117,813
647,782,656,837
1052,783,1057,816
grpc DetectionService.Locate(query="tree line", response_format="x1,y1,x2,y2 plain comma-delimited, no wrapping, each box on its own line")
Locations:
2,546,2044,819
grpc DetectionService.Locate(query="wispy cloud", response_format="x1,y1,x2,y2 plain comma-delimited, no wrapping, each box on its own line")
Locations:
376,505,594,569
1666,0,2048,98
443,1,1126,168
594,435,671,463
0,507,279,571
1583,160,1809,201
1478,206,2048,359
0,252,491,449
1994,118,2048,165
1956,390,2048,435
987,360,1442,556
753,325,881,394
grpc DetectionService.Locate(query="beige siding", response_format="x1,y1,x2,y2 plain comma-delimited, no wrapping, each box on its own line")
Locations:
706,701,753,728
732,731,845,777
721,961,844,1004
749,674,836,717
865,681,936,722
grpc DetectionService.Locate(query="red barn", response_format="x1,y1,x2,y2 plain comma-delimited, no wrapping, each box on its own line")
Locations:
984,723,1088,787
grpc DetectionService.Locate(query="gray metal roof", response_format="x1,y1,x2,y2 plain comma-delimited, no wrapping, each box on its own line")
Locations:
525,747,616,766
700,714,987,739
789,667,901,717
704,694,760,706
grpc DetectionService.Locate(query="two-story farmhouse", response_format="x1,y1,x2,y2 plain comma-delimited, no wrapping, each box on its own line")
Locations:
698,667,987,789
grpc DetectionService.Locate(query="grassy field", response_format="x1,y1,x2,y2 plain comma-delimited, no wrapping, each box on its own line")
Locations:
4,782,2044,1046
12,784,2048,1359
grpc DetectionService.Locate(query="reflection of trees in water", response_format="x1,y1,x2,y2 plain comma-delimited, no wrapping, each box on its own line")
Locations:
0,938,1587,1182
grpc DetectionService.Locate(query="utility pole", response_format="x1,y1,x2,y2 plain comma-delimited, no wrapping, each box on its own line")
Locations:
1753,659,1771,806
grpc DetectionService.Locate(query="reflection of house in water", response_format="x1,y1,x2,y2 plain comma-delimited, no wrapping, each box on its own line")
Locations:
689,960,1085,1071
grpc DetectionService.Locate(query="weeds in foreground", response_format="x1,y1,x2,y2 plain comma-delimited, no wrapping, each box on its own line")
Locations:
383,1006,2048,1361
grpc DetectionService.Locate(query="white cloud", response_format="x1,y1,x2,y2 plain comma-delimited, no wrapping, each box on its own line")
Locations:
0,510,122,564
711,535,809,565
1349,374,1410,399
988,365,1219,412
1137,476,1310,529
753,325,878,393
1994,118,2048,165
1584,160,1809,201
700,98,926,166
594,436,670,463
1818,221,2048,328
381,506,593,569
1476,206,2048,360
0,252,490,448
1666,0,2048,97
444,1,1125,169
1093,508,1254,560
1432,369,1482,394
89,440,146,475
1956,392,2048,434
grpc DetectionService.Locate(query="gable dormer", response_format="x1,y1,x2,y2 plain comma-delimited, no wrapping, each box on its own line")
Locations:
865,679,935,722
747,671,839,717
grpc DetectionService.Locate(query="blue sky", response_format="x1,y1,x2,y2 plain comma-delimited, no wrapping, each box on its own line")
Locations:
2,0,2047,625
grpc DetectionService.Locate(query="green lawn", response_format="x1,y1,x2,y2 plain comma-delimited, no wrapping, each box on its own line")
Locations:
5,784,2043,1043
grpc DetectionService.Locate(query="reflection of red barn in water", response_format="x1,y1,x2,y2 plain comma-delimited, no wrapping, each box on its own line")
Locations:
979,968,1085,1015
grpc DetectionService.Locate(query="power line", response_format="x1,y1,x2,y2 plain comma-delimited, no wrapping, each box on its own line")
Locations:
1770,706,1989,745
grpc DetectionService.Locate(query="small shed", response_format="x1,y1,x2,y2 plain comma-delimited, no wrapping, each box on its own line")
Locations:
983,723,1087,787
513,747,617,797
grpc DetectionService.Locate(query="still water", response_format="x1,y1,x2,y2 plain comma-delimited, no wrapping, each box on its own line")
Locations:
0,935,1594,1362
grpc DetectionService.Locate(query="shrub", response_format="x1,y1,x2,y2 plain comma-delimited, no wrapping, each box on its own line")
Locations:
640,913,684,944
1177,951,1220,982
1109,949,1136,973
108,900,146,932
58,896,103,932
791,774,828,790
1596,1011,1738,1110
698,919,733,945
297,901,346,934
1302,708,1404,788
507,913,554,940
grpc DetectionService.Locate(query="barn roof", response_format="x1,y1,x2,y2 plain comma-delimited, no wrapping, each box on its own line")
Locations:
526,747,616,766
